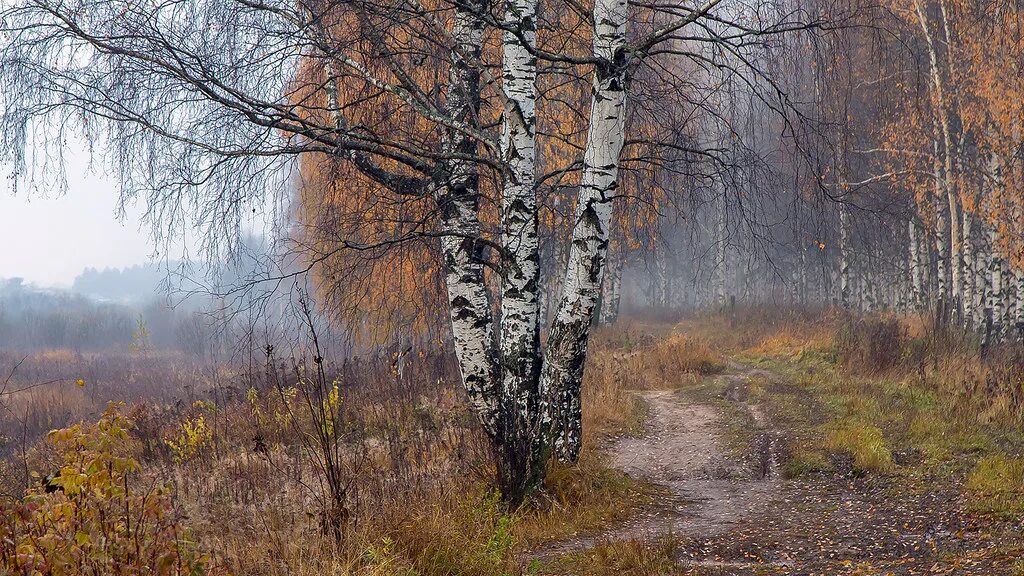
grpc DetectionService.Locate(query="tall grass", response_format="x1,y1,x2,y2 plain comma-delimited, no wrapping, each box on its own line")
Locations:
0,320,682,575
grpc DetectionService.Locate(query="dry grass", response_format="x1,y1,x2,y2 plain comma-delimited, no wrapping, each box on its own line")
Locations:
540,536,685,576
0,325,664,575
581,348,647,440
674,305,834,355
0,349,231,465
834,314,906,374
589,327,724,393
12,307,1022,574
177,357,652,575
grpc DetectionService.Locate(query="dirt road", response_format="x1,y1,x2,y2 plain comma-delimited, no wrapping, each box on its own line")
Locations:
532,367,784,568
535,361,1017,575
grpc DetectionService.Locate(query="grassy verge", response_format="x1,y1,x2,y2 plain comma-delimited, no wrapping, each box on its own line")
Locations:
203,332,667,575
681,308,1024,570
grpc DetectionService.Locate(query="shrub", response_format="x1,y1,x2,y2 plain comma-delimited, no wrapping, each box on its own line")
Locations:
655,334,724,376
835,315,906,374
165,411,214,464
0,403,209,575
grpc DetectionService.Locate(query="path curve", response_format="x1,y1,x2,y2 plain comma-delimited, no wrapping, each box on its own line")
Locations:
532,366,782,563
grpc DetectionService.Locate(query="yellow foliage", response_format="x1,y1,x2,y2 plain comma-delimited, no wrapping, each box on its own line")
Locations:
165,414,213,464
0,403,209,574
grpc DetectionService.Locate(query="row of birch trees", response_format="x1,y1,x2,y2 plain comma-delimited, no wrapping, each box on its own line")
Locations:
608,0,1024,349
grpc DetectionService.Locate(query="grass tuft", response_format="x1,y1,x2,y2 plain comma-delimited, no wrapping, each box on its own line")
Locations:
823,419,894,473
964,454,1024,518
541,537,683,576
784,449,833,478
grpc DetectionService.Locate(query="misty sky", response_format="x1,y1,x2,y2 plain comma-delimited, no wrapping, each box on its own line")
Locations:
0,141,284,289
0,151,157,288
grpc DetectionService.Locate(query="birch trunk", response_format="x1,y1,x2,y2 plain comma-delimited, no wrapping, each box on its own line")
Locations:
717,189,728,306
599,246,623,325
987,226,1003,344
799,238,808,306
915,0,961,316
973,226,989,331
839,205,851,309
1000,257,1012,340
437,0,501,436
655,246,670,308
949,193,963,316
962,210,976,327
540,0,628,464
934,189,950,315
865,269,877,312
327,12,502,439
1015,270,1024,342
495,0,543,501
909,217,924,310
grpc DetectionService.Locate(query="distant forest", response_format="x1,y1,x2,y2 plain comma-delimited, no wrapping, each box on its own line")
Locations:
0,271,212,354
71,263,171,303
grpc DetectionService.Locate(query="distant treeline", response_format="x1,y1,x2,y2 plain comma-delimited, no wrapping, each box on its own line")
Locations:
0,277,212,354
72,263,171,303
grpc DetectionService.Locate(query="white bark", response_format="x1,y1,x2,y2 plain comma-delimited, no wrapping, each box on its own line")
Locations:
1000,257,1012,338
540,0,628,463
839,204,851,309
864,268,877,312
655,245,670,307
717,188,728,306
599,246,623,324
934,186,950,311
1015,270,1024,341
987,225,1004,342
798,237,808,305
915,0,961,314
950,196,963,314
438,1,501,436
974,226,990,331
909,217,924,310
498,0,541,441
962,210,975,325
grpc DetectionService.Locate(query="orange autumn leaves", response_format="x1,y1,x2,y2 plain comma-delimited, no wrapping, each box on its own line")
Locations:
288,0,463,342
289,0,674,340
882,0,1024,267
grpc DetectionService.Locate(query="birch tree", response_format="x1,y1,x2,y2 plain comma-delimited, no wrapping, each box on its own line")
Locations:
0,0,813,501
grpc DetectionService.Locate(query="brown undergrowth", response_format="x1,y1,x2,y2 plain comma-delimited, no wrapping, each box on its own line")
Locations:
0,323,725,575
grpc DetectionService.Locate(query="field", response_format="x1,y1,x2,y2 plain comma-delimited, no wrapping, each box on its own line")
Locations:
1,307,1023,574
